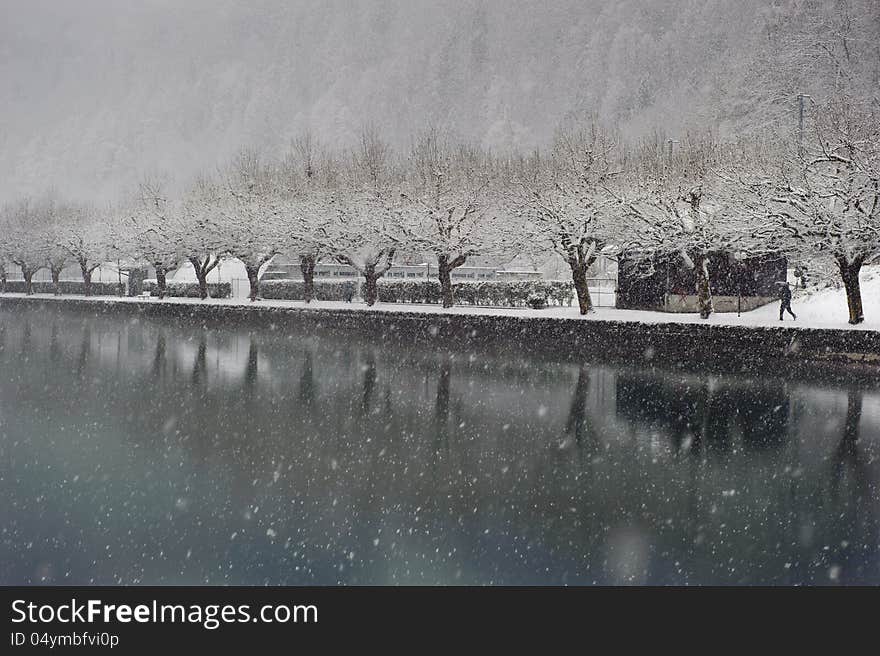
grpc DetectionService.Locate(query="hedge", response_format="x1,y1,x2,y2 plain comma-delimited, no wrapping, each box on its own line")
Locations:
256,278,576,306
3,276,579,307
2,281,124,296
377,279,443,304
142,280,231,298
260,279,358,301
378,279,576,307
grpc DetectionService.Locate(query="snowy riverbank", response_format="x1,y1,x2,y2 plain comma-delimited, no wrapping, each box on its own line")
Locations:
2,265,878,333
3,283,880,371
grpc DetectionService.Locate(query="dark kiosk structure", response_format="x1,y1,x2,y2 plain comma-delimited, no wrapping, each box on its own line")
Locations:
616,252,787,313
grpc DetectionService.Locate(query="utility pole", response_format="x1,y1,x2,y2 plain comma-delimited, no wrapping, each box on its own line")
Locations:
666,139,679,164
797,94,812,156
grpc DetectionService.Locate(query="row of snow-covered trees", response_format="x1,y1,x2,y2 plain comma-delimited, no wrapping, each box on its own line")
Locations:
0,195,113,297
1,95,878,323
517,93,879,323
123,125,504,308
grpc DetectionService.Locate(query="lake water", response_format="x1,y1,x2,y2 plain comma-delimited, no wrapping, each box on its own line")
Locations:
1,304,878,585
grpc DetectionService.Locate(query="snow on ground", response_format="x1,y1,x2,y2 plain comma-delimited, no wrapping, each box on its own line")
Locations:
4,266,879,333
745,266,880,330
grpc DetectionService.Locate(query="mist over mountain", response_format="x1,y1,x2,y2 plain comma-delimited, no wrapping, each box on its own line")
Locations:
1,0,877,202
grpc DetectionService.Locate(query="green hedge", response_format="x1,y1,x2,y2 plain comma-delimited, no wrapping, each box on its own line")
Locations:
260,279,358,301
143,280,231,298
2,281,124,296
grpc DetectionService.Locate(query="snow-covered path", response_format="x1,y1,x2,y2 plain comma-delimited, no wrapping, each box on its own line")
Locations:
743,267,880,330
3,267,879,333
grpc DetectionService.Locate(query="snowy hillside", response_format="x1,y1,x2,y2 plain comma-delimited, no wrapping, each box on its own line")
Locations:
2,0,876,203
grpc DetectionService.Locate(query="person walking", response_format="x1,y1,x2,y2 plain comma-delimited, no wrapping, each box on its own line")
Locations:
779,282,796,321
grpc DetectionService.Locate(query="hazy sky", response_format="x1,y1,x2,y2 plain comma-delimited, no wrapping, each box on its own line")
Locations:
0,0,874,203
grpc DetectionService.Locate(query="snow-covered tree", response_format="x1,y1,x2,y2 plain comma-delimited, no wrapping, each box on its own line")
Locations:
617,134,746,319
324,188,403,307
60,203,116,297
320,127,404,307
741,97,880,324
179,177,228,300
38,197,71,295
130,173,228,301
128,177,187,299
399,127,498,308
506,122,621,314
278,134,335,303
215,150,285,301
2,197,46,295
0,205,8,292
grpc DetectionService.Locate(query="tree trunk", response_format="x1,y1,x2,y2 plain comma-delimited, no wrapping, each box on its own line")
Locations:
246,264,261,301
838,257,864,325
693,253,713,320
22,268,34,296
189,257,210,300
363,267,379,307
437,253,467,309
300,255,316,303
438,257,454,309
196,270,209,300
155,266,167,299
51,267,62,295
570,260,593,315
0,264,6,294
80,264,93,297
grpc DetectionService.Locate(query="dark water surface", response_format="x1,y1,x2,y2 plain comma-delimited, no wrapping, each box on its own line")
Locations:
1,304,878,585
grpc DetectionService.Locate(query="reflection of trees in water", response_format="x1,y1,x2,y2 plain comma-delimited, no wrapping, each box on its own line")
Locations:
615,373,791,454
731,386,789,452
151,332,166,381
49,322,61,364
360,350,377,416
6,307,880,584
236,336,261,426
826,389,879,584
244,336,259,394
76,325,90,377
429,355,455,479
191,335,208,388
565,364,596,447
20,319,32,356
434,357,452,443
298,351,315,406
383,385,393,418
834,390,863,482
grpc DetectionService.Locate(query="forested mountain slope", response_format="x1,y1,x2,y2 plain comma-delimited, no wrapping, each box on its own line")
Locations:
1,0,876,201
